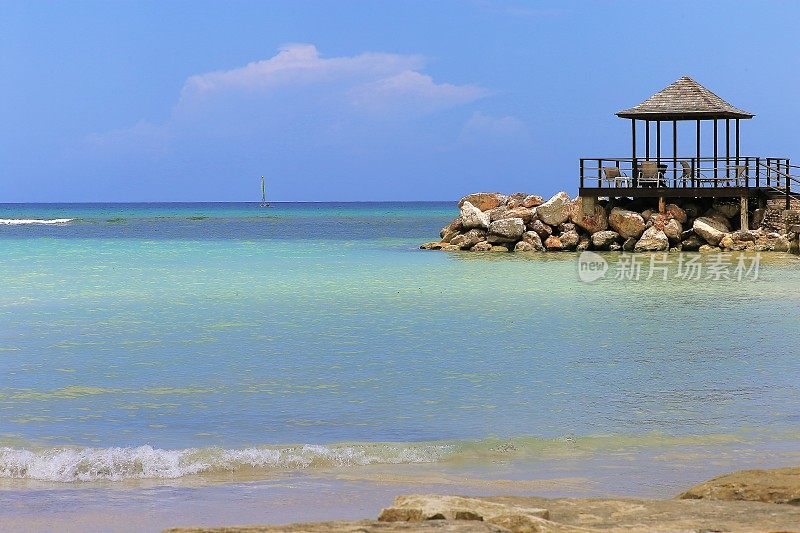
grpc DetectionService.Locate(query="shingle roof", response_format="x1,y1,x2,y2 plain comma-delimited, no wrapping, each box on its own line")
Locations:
616,76,754,120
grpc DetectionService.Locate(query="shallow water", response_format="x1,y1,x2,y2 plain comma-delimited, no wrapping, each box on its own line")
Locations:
1,202,799,530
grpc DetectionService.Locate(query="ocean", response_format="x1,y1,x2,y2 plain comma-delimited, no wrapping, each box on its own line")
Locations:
1,202,799,531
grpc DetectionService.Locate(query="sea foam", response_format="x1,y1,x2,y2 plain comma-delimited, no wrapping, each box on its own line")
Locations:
0,218,74,225
0,443,451,482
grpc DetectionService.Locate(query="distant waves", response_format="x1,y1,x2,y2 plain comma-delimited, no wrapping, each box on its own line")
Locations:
0,218,74,225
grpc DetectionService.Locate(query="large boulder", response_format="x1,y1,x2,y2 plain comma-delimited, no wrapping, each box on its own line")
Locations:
608,208,646,239
569,199,608,234
693,217,729,246
379,495,550,528
495,207,535,224
450,229,486,249
420,241,448,250
505,192,528,209
528,219,552,241
521,231,545,251
591,230,621,250
514,241,536,252
634,226,669,252
536,191,571,226
486,206,509,222
544,235,563,251
439,217,462,242
558,221,576,233
663,219,683,243
713,199,740,219
678,466,800,505
460,201,490,230
469,241,492,252
458,192,507,211
522,194,545,208
704,209,733,229
489,245,509,252
665,203,688,224
558,230,580,250
487,218,525,243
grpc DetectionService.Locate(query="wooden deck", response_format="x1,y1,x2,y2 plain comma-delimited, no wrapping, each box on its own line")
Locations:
578,156,799,207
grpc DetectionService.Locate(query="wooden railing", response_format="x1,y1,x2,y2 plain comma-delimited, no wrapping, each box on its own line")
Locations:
579,156,792,190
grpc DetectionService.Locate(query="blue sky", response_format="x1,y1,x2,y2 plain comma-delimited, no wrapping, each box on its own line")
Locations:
2,0,799,202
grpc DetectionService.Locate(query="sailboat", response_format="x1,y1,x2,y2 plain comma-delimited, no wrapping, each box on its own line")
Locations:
259,176,271,208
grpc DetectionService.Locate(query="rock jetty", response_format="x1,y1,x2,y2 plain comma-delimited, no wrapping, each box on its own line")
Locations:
421,191,800,253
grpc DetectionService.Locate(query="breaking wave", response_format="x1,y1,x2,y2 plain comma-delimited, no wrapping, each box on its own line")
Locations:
0,218,74,225
0,443,452,482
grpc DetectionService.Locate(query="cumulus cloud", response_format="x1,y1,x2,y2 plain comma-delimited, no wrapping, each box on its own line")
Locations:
75,45,530,200
348,70,490,116
179,44,426,100
86,44,492,155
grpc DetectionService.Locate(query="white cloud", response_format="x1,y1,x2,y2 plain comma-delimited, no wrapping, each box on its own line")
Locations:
179,44,426,100
88,44,491,153
348,70,490,116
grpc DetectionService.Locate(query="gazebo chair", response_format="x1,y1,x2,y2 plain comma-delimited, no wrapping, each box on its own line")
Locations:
602,166,630,187
637,161,663,187
680,160,713,187
729,165,749,186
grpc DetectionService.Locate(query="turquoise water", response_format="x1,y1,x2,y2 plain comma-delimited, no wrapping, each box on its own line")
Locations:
1,202,799,492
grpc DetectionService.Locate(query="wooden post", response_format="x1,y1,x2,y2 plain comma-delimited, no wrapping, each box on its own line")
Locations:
581,196,597,216
632,120,637,185
656,120,661,165
787,158,792,210
645,120,650,160
725,118,730,180
696,119,701,184
740,196,749,230
672,120,677,186
658,196,666,214
756,157,760,188
713,119,718,184
735,118,740,165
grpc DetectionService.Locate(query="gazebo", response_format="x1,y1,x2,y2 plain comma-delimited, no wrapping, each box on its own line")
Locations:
578,75,797,219
617,75,753,183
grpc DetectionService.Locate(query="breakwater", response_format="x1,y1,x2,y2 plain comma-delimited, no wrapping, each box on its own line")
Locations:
422,192,800,253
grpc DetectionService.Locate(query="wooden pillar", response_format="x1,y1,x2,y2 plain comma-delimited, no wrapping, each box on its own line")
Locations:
725,118,730,179
656,120,661,165
632,119,637,184
713,119,718,183
645,120,650,159
658,196,666,214
740,196,749,230
581,195,597,216
735,118,740,164
696,119,701,185
672,120,677,184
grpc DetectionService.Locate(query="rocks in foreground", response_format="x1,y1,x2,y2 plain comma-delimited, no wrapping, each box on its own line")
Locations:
166,466,800,532
165,520,507,532
424,191,799,253
678,466,800,504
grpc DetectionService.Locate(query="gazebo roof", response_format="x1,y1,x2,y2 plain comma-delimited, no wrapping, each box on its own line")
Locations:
616,76,754,120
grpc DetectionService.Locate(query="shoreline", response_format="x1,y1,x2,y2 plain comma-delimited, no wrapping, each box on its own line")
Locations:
159,467,800,532
3,437,800,532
